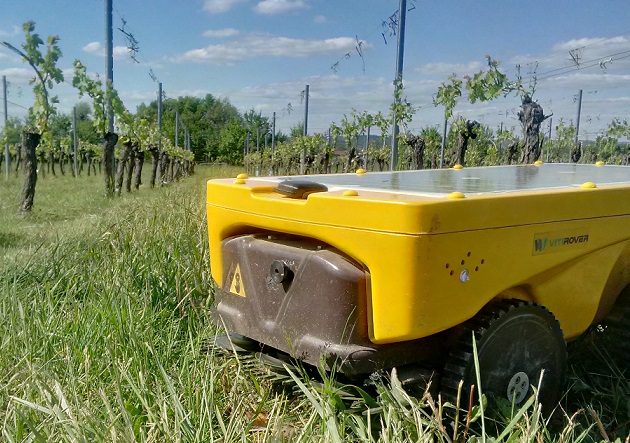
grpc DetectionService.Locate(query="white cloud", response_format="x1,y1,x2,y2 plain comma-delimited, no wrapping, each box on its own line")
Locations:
174,89,210,98
82,41,135,61
0,25,21,38
203,0,248,13
551,36,630,52
254,0,308,15
0,67,34,84
202,28,240,38
82,41,102,54
226,75,401,133
113,46,129,58
178,34,360,65
415,61,484,77
313,15,326,24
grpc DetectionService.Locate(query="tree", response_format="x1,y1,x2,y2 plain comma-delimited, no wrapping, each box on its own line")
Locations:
466,123,498,166
136,94,240,162
355,110,374,168
371,111,391,171
243,109,270,150
403,134,426,170
2,21,63,213
494,126,519,165
519,94,551,163
607,118,630,163
73,59,129,196
217,118,247,165
389,78,416,152
420,126,442,168
47,112,72,175
0,117,23,172
434,56,551,164
553,119,577,163
340,114,359,172
71,102,98,147
434,74,462,120
289,121,305,139
449,118,480,167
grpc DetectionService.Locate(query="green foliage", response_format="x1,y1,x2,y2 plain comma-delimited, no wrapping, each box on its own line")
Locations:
607,117,630,139
593,134,622,163
1,117,23,148
329,123,342,149
434,74,462,119
218,118,247,164
495,126,520,164
260,133,330,175
464,57,515,104
467,123,499,166
136,95,241,162
270,140,301,174
72,59,129,136
340,113,359,149
390,78,416,134
49,112,72,141
355,110,374,137
2,21,64,138
434,57,526,121
418,126,442,167
290,121,305,139
549,119,577,162
372,112,391,154
243,109,270,139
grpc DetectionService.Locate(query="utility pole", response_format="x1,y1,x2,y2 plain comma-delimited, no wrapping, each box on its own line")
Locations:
390,0,407,171
73,106,79,177
574,89,583,154
105,0,114,134
271,112,276,154
301,84,309,174
303,84,309,136
157,82,163,153
3,75,9,180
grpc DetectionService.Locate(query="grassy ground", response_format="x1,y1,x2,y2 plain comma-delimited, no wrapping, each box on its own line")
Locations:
0,166,628,442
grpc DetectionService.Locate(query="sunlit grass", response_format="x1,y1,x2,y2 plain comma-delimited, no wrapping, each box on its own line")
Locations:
0,163,627,441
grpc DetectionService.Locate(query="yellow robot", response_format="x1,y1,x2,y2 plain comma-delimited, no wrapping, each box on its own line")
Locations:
207,163,630,410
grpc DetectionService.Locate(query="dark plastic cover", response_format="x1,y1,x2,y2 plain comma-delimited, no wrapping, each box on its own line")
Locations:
274,180,328,199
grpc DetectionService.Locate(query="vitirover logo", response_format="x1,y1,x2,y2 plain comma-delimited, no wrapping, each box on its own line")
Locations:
533,229,589,255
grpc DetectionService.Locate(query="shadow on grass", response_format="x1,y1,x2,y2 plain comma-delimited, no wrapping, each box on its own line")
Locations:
564,330,630,441
0,232,24,248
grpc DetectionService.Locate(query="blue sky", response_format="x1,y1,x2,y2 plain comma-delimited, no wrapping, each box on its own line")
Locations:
1,0,629,139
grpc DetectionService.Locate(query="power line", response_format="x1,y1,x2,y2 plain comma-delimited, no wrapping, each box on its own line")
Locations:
534,49,630,81
112,0,161,83
0,96,30,111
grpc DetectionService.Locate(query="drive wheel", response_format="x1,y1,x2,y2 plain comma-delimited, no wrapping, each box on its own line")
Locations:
442,300,567,413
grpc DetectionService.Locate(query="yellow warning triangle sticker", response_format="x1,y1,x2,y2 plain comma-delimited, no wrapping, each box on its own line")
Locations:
229,263,246,297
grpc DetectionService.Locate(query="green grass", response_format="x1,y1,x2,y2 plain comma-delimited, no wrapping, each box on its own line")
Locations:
0,165,628,442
